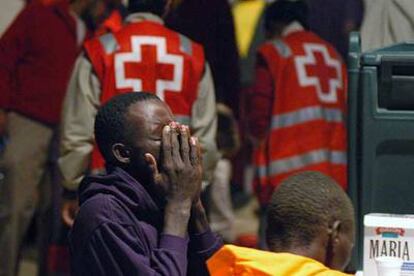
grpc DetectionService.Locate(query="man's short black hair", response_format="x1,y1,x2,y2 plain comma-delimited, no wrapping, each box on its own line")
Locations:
128,0,167,16
264,0,309,33
266,171,354,251
94,92,161,166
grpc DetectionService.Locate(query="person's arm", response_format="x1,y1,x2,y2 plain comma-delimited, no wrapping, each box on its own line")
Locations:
145,123,204,239
247,54,274,143
189,200,223,258
184,191,223,276
191,64,220,183
58,54,100,226
58,54,101,191
0,6,31,135
79,222,190,276
0,109,6,137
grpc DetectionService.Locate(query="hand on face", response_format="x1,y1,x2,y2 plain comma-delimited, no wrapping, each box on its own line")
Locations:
145,122,202,204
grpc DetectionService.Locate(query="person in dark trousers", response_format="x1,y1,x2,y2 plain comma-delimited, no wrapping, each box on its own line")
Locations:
69,92,222,275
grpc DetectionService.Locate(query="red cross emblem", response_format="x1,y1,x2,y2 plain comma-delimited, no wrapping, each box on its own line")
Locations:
115,36,184,100
294,43,342,103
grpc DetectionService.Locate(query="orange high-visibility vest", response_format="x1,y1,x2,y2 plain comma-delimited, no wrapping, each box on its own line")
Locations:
207,245,352,276
84,20,205,172
253,30,347,205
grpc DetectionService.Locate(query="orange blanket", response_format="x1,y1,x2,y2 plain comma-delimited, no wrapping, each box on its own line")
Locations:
208,245,352,276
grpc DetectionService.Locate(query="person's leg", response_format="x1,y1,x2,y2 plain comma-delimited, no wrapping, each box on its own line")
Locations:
0,112,53,276
209,158,236,242
37,131,62,276
37,165,53,276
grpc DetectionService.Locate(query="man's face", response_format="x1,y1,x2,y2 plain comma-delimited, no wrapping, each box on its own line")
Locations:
123,100,174,201
127,99,173,160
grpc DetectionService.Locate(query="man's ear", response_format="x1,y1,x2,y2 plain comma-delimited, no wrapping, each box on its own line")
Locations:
112,143,131,164
330,220,341,246
325,220,341,267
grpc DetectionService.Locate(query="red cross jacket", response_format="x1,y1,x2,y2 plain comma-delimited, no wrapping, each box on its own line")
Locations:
83,18,205,171
249,29,348,205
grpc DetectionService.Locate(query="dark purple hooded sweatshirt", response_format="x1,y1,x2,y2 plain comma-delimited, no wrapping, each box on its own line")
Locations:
69,167,223,275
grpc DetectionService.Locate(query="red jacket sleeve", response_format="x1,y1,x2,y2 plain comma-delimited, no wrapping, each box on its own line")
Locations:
0,6,31,109
247,54,274,141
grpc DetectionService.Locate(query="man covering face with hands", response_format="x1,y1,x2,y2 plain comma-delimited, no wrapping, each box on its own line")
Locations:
69,92,222,276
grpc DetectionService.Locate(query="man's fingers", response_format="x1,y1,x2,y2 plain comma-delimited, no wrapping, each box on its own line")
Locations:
179,125,190,164
162,125,173,168
145,153,166,188
144,153,159,177
170,122,182,165
190,136,201,166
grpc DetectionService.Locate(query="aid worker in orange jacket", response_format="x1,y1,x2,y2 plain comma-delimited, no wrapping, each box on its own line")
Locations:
207,172,355,276
247,0,348,248
58,0,219,226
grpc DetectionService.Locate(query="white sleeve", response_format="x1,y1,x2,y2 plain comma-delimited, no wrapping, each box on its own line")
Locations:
58,55,101,191
191,63,220,183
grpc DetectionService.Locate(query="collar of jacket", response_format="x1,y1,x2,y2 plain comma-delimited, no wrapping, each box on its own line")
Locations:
112,166,165,229
125,12,164,25
282,21,304,37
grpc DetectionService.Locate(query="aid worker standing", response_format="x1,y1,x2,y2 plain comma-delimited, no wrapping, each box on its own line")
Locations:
247,0,348,246
59,0,219,226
